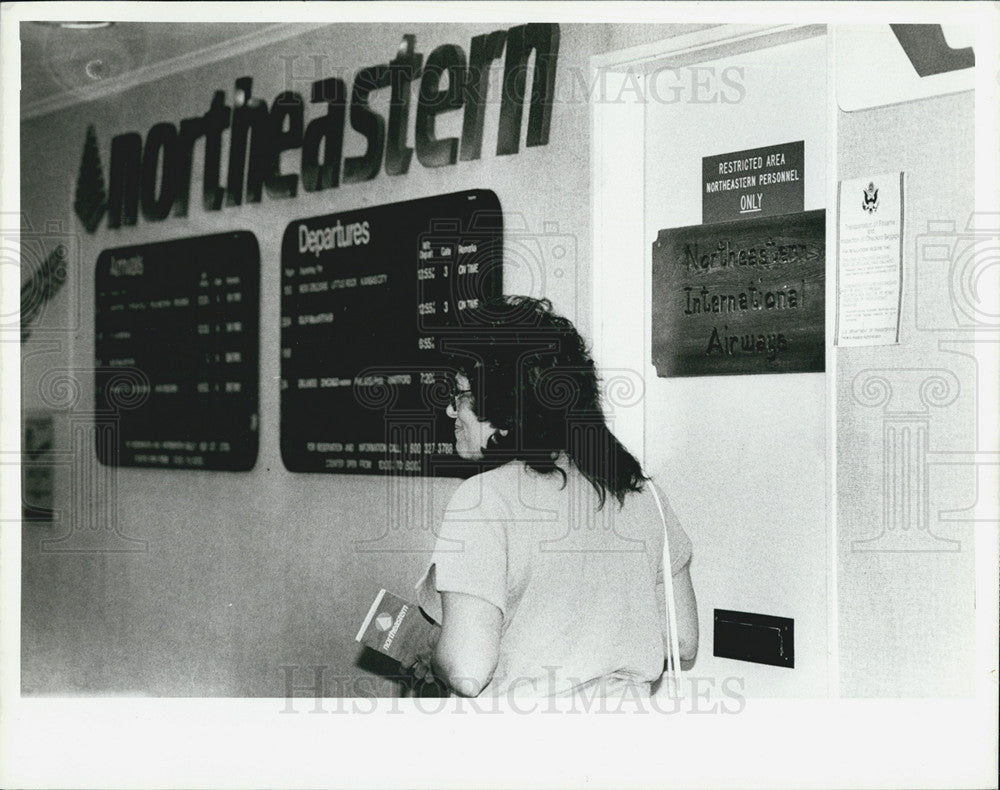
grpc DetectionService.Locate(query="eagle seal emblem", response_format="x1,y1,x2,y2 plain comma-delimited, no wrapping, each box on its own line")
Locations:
862,181,879,213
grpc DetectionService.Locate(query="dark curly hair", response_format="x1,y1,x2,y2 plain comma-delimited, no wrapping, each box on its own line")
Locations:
443,295,646,508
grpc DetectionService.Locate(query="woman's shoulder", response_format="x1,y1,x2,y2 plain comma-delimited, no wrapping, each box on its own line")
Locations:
448,461,524,506
476,459,529,482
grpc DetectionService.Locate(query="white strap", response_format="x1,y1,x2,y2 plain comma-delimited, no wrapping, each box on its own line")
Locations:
649,482,682,699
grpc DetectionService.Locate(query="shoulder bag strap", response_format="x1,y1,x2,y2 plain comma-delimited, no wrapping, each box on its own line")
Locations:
649,481,682,699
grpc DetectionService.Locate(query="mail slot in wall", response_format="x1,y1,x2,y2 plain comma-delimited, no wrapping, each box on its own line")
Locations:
714,609,795,668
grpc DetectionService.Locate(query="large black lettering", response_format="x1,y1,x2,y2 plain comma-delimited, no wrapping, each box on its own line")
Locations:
385,35,423,176
202,90,231,211
226,77,270,205
173,114,206,217
460,30,506,161
301,77,347,192
107,132,142,228
266,91,304,199
92,28,561,231
415,44,466,168
890,24,975,77
497,23,560,155
140,122,180,221
344,65,389,183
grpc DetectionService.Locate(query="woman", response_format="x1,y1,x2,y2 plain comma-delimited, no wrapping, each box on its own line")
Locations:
410,296,697,698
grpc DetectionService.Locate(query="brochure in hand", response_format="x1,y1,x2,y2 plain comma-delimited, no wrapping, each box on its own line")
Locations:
355,589,440,665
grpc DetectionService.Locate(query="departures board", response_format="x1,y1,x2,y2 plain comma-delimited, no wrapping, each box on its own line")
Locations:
280,190,503,475
94,232,260,470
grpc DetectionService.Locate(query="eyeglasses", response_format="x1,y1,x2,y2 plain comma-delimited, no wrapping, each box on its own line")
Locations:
447,382,473,412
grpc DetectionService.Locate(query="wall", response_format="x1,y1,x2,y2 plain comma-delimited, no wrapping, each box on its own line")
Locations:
19,22,621,696
604,23,718,54
640,34,829,697
22,20,981,701
21,22,752,697
836,90,977,697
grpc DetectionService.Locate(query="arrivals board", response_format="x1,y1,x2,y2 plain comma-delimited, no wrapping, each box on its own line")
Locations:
94,232,260,470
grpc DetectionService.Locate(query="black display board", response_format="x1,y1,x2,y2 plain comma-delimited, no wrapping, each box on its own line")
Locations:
280,190,503,475
94,232,260,470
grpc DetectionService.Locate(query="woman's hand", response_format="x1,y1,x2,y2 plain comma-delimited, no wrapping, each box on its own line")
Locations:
411,652,435,683
399,619,441,684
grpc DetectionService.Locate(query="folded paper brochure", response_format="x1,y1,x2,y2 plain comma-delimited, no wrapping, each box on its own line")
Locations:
355,589,439,664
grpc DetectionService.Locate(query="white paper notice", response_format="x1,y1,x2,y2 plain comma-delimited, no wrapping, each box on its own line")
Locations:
836,172,904,346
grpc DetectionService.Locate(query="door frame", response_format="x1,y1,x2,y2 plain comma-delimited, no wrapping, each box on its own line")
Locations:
589,22,837,696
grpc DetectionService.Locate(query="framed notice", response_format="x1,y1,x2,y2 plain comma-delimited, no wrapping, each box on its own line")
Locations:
280,190,503,476
94,232,260,470
652,210,825,377
835,172,904,347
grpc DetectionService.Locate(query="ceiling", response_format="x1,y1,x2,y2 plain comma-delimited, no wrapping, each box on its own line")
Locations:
19,22,284,118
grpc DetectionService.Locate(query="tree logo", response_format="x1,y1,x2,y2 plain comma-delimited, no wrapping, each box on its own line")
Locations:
74,125,107,233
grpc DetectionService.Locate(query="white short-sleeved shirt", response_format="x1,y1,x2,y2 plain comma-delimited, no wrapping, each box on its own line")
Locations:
415,457,692,698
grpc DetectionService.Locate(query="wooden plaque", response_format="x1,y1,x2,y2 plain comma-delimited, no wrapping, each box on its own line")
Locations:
651,210,825,377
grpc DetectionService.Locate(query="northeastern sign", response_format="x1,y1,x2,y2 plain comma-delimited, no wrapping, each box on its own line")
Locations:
73,25,559,233
651,210,825,377
703,141,804,224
